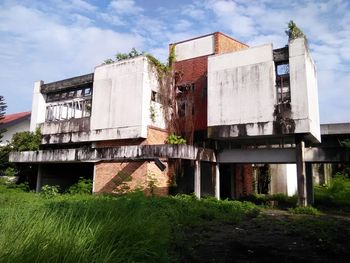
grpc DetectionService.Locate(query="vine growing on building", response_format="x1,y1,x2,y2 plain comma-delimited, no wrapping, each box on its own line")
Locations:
102,46,196,145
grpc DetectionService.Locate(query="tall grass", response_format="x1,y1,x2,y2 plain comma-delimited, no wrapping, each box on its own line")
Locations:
314,173,350,211
0,186,259,262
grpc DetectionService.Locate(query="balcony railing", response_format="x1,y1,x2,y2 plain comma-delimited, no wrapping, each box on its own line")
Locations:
45,97,91,122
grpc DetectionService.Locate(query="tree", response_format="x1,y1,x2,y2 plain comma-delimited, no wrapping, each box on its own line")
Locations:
0,96,7,144
285,20,305,41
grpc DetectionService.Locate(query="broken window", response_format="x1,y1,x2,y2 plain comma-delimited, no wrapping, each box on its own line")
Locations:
273,47,291,104
45,85,92,122
177,83,194,94
275,63,291,104
151,91,161,103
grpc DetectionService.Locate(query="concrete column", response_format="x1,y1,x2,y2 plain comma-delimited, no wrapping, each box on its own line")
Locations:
306,162,314,205
36,165,43,192
92,164,97,193
30,80,46,132
215,163,220,200
194,160,201,199
296,141,307,206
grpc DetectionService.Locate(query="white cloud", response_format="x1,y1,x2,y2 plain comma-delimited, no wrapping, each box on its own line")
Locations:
99,13,124,26
0,3,142,113
109,0,143,15
70,0,97,12
173,19,192,32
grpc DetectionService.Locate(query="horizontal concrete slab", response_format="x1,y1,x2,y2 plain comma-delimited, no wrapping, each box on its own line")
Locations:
217,148,296,164
217,147,350,163
9,145,216,163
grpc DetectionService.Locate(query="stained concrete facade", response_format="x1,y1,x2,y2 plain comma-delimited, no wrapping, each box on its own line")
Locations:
9,33,335,206
208,38,320,143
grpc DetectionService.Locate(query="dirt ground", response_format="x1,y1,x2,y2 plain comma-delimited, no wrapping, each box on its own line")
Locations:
174,209,350,263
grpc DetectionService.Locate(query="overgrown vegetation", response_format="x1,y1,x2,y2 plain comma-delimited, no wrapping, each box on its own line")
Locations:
288,206,321,215
240,193,298,209
166,134,186,145
314,172,350,211
0,128,41,177
67,177,92,195
285,20,305,41
0,186,259,262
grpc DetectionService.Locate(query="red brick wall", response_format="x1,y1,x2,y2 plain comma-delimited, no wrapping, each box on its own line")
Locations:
173,56,208,132
146,126,168,144
234,164,254,198
93,127,170,195
215,32,248,54
173,33,247,135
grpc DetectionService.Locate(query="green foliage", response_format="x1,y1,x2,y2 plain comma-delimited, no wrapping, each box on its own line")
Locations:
167,44,176,68
340,139,350,148
314,173,350,211
103,58,114,64
67,177,92,195
240,193,297,209
288,206,321,215
40,185,60,199
285,20,305,41
103,48,145,65
149,105,156,122
0,95,7,143
4,167,16,177
146,54,168,75
0,189,260,262
166,134,186,145
10,128,41,151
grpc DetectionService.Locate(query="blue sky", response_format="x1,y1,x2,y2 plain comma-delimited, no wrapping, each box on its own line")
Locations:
1,0,349,123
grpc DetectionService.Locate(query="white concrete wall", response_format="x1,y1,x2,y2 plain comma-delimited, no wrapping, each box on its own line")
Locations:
286,164,297,196
30,81,46,132
0,118,30,146
90,56,164,140
270,163,297,196
208,44,276,136
175,35,214,61
289,38,320,142
208,39,320,141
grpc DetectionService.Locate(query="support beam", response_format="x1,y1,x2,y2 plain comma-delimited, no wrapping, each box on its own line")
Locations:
215,163,220,200
306,163,314,205
296,141,307,206
36,165,43,193
194,160,201,199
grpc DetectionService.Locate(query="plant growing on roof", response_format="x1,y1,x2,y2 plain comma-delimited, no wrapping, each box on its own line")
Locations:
285,20,305,41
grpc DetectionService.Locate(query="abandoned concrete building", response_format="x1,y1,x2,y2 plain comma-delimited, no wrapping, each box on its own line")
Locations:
9,32,350,206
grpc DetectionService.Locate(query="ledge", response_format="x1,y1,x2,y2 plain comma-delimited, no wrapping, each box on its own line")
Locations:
9,145,216,163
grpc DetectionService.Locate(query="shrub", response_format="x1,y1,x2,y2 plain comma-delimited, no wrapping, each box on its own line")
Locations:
4,167,16,177
240,193,297,209
67,177,92,195
314,173,350,210
166,134,186,145
40,185,60,199
288,206,321,216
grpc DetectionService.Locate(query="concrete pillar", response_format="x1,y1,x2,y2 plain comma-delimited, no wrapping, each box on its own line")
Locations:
36,165,43,192
215,163,220,200
306,162,314,205
30,80,46,132
194,160,201,198
296,141,307,206
92,164,97,193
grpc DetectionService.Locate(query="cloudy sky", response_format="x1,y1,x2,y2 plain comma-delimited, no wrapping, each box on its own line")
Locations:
1,0,349,124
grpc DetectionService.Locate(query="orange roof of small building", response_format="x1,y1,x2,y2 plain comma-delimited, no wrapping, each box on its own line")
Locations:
1,111,31,124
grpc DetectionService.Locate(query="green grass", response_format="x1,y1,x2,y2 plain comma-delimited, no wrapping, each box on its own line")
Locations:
314,174,350,212
0,186,259,263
